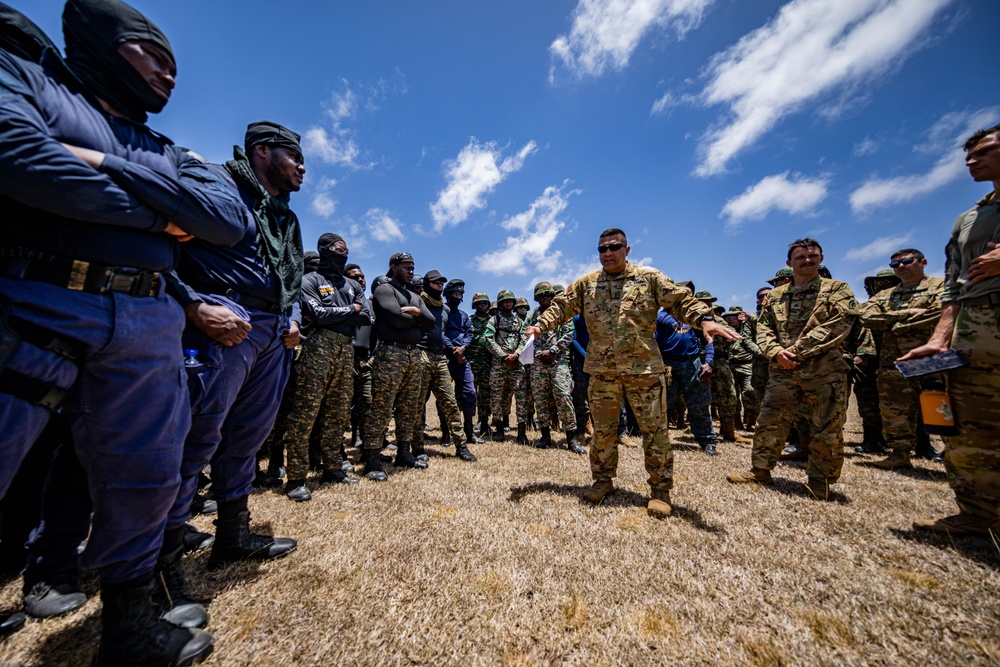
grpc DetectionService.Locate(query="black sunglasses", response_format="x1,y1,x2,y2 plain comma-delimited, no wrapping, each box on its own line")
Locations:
889,257,917,268
597,242,626,253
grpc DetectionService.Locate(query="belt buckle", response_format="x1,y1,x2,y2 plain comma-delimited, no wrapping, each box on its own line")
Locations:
68,260,90,291
107,269,139,295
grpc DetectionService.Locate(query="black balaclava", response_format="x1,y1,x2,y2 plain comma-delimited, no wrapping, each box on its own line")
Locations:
317,232,347,277
63,0,174,122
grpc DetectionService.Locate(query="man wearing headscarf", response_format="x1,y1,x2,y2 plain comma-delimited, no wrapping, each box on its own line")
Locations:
0,0,249,662
156,122,305,621
275,233,372,501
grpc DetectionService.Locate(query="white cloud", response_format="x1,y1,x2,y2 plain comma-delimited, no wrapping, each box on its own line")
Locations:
363,208,406,243
549,0,714,81
650,91,676,116
474,182,581,277
429,138,537,231
853,137,877,157
850,106,1000,212
310,177,338,218
303,80,384,169
720,172,829,231
693,0,952,177
843,233,914,262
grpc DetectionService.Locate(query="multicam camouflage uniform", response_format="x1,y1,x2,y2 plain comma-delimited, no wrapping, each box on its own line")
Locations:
526,305,577,432
860,276,944,454
852,271,900,448
752,276,859,484
727,314,761,426
484,293,527,424
467,293,492,424
534,263,713,494
709,329,739,423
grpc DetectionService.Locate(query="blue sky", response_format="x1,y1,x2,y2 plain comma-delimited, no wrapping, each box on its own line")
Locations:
27,0,999,308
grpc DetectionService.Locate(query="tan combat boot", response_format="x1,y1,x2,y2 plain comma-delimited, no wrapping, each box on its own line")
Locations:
582,480,614,504
726,468,773,484
806,477,833,501
647,490,672,518
720,418,752,444
871,450,912,469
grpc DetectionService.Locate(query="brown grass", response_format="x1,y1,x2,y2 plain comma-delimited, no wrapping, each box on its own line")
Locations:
2,398,999,666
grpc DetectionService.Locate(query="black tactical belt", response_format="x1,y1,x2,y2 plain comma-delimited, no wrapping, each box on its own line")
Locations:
313,328,352,344
0,252,159,298
962,292,1000,307
419,347,446,354
379,340,418,350
224,289,286,314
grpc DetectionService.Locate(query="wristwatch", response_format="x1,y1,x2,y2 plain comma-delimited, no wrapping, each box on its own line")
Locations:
699,315,715,322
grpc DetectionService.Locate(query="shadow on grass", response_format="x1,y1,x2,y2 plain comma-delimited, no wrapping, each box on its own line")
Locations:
854,462,948,482
891,528,1000,570
768,478,851,504
33,606,101,665
507,482,727,534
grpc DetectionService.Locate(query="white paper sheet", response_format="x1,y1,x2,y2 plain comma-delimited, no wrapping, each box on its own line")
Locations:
519,334,535,365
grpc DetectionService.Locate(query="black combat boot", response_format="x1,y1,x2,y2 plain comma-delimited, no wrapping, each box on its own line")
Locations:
516,423,530,445
534,427,551,449
439,430,451,446
567,432,586,455
854,424,886,454
455,437,478,462
491,419,506,442
207,496,296,571
93,579,213,667
464,419,484,444
153,526,208,629
361,448,388,482
394,441,429,469
0,613,25,636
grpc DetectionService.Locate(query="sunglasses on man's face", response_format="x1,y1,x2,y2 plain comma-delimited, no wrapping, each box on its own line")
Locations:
889,257,917,269
597,242,626,254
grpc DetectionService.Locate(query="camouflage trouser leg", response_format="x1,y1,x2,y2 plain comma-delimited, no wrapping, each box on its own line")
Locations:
570,352,590,429
469,355,492,422
732,364,754,424
945,303,1000,521
516,366,532,424
363,344,426,449
751,358,848,483
282,337,354,481
748,356,769,426
711,359,738,421
531,362,577,431
589,373,672,493
877,364,921,454
419,351,464,442
491,361,523,421
852,363,883,435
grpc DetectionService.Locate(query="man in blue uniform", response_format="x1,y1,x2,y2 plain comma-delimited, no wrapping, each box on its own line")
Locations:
0,0,248,662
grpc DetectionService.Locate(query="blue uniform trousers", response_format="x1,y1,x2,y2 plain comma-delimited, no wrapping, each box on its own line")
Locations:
665,356,716,445
168,305,291,529
448,358,477,421
0,277,189,586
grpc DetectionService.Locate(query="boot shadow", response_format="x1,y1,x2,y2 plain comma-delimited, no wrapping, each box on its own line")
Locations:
32,605,102,666
854,462,947,482
891,528,1000,570
507,481,647,510
670,505,727,535
768,478,851,504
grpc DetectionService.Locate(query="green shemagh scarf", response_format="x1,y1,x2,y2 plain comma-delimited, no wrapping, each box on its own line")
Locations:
420,290,443,308
225,146,303,313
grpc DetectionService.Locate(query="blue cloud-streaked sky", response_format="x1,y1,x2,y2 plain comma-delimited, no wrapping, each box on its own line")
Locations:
26,0,999,307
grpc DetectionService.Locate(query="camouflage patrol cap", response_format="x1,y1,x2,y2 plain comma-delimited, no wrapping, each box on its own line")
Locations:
552,283,565,295
533,281,554,298
864,269,901,296
515,297,529,308
766,267,793,286
694,290,717,303
496,290,515,303
723,306,743,318
471,291,490,306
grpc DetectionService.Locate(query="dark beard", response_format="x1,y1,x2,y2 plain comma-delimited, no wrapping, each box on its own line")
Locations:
265,157,298,196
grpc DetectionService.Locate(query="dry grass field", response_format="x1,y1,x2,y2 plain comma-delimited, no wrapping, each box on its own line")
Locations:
2,398,999,666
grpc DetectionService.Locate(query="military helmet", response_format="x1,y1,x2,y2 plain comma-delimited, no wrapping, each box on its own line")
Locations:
552,283,565,296
410,274,423,288
766,267,793,285
533,281,554,298
496,289,515,303
818,264,832,279
443,278,465,295
694,290,717,303
371,274,391,293
515,297,529,308
471,291,490,306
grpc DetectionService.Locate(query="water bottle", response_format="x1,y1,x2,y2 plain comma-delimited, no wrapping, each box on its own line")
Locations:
183,349,202,368
919,376,957,436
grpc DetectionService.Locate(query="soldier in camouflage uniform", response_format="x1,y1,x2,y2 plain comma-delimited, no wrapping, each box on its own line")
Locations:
696,291,746,444
515,296,535,434
526,228,734,518
860,249,944,469
280,234,373,502
468,292,493,436
728,239,859,500
526,282,584,453
484,290,527,442
747,288,773,430
852,270,900,454
903,125,1000,535
723,307,761,431
360,253,435,481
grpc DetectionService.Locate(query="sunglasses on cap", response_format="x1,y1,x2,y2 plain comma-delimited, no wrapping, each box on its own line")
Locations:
597,242,626,253
889,257,917,269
